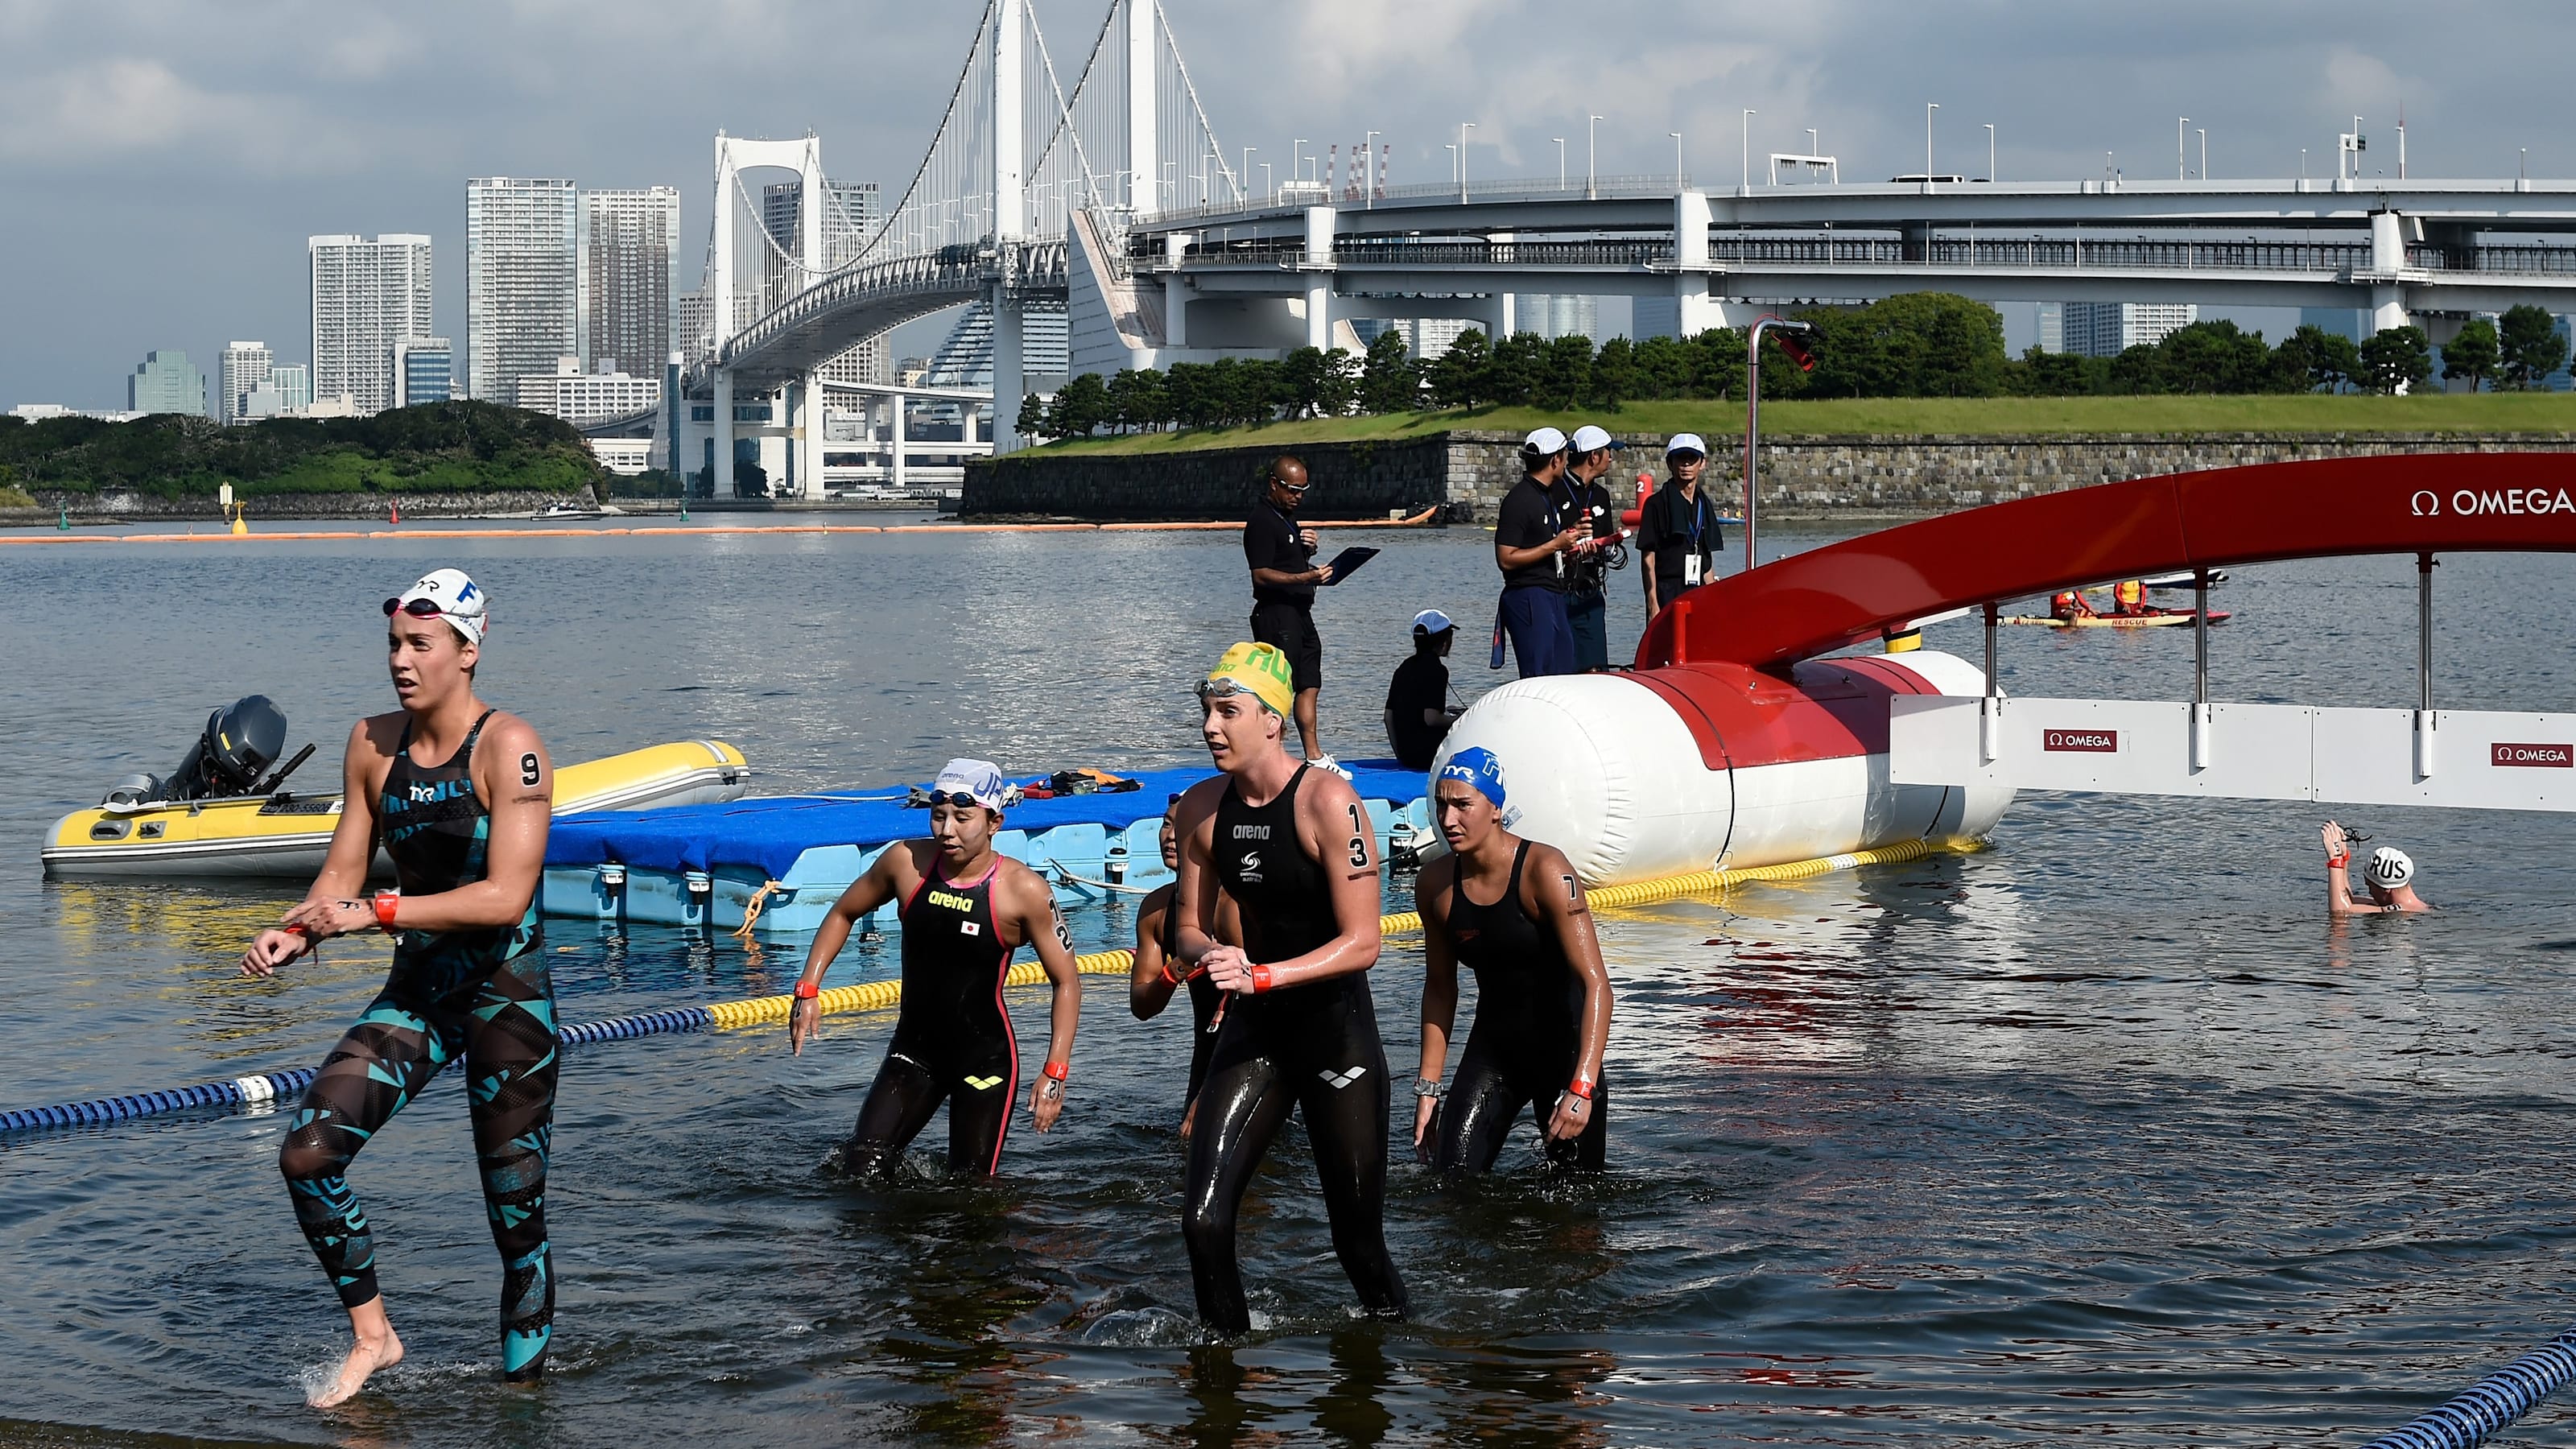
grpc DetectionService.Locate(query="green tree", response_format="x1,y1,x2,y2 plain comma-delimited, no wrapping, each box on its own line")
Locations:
1163,362,1212,428
1536,333,1595,409
2156,320,2281,394
1587,336,1639,409
1317,347,1361,416
1630,335,1690,399
1043,373,1113,437
2107,342,2165,394
1483,331,1549,407
1015,392,1048,440
1427,328,1491,408
1358,329,1421,413
2439,317,2500,392
1106,369,1167,431
1683,327,1752,400
2275,324,2360,393
2498,304,2568,390
2008,345,2108,396
2360,325,2434,394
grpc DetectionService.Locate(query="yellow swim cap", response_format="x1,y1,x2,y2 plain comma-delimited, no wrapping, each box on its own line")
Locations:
1203,642,1295,718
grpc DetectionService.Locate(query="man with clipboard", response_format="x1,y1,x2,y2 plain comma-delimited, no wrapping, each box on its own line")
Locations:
1243,456,1352,778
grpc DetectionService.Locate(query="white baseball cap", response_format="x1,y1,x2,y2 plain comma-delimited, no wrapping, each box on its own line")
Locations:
1412,609,1455,635
384,568,489,645
1570,424,1617,453
1666,433,1709,457
1521,427,1568,455
930,758,1009,812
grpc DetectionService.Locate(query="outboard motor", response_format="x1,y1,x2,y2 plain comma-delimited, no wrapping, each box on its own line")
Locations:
159,695,290,802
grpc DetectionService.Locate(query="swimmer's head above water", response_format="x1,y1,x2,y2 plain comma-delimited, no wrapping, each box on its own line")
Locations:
1432,747,1513,852
1199,642,1294,767
383,568,487,708
924,758,1007,860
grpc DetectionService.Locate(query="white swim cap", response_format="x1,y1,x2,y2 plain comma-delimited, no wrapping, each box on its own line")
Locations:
2364,847,2415,890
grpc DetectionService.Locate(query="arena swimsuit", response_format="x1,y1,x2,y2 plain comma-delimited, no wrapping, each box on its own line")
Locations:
278,710,558,1379
1183,764,1407,1335
840,855,1022,1178
1434,840,1606,1173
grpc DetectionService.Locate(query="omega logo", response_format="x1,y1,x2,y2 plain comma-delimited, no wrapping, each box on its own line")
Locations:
2413,488,2576,518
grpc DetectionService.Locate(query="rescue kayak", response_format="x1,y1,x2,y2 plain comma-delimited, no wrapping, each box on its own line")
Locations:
2002,611,2233,630
41,739,749,880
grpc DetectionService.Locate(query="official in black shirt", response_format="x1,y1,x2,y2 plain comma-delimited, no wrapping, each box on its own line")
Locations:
1492,427,1583,679
1383,609,1463,770
1638,432,1724,617
1563,424,1623,671
1244,454,1344,774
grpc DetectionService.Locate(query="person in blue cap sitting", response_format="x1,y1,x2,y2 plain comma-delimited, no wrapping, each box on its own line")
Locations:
1383,609,1464,770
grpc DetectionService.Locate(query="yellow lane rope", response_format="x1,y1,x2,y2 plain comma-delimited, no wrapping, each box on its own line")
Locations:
701,836,1962,1031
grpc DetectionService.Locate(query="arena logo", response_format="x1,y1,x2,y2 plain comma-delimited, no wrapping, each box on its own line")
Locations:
2490,741,2574,769
2043,729,2119,753
2410,488,2576,518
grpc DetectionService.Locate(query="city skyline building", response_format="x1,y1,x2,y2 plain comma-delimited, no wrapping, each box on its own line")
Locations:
761,179,888,384
309,233,434,415
126,350,207,416
515,355,659,425
218,341,272,423
580,187,678,375
394,336,453,407
2060,301,2198,357
467,177,578,403
1515,294,1603,345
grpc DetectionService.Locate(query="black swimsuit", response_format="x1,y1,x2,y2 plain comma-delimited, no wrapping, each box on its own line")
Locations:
278,710,559,1378
1181,764,1407,1335
1433,840,1607,1173
1157,896,1225,1106
842,854,1022,1178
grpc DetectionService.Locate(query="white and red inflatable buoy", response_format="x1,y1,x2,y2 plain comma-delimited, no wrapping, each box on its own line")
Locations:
1432,650,2013,886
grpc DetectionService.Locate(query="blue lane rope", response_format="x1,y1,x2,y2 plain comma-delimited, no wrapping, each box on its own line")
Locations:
2362,1329,2576,1448
0,1005,717,1137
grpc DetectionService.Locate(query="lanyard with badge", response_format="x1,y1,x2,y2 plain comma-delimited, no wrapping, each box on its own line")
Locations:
1678,490,1709,586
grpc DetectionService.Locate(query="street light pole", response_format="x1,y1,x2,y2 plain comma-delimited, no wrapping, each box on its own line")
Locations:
1740,109,1755,193
2198,129,2207,182
1587,114,1601,200
2178,116,2189,180
1242,147,1254,205
1293,139,1307,188
1923,102,1938,193
1363,130,1378,207
1984,123,1995,183
1459,122,1475,203
1554,137,1567,191
1744,316,1814,576
1670,131,1684,185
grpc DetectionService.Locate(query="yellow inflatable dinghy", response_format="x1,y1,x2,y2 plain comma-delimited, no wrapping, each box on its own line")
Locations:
42,740,747,880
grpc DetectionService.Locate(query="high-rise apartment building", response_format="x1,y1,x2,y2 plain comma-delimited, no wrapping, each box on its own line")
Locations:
467,177,578,403
1515,295,1602,345
2060,302,2197,357
580,187,677,374
515,356,660,425
394,336,453,407
309,234,434,415
761,180,888,384
127,351,207,416
218,341,273,423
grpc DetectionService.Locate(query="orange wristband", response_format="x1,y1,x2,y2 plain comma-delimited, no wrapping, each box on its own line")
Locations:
372,891,401,931
1159,959,1184,987
2327,852,2350,869
793,979,821,1000
1566,1077,1596,1100
1042,1059,1070,1082
1248,964,1274,993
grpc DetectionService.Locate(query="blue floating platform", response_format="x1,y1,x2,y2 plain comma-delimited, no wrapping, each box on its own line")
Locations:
542,762,1434,935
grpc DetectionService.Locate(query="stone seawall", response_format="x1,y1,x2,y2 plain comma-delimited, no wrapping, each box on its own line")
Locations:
968,431,2576,522
19,486,596,523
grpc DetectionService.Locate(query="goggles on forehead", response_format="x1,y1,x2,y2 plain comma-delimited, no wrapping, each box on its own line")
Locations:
925,790,991,811
1197,677,1261,703
384,597,447,618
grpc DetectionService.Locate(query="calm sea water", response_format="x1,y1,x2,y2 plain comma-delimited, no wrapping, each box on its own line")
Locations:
4,514,2575,1447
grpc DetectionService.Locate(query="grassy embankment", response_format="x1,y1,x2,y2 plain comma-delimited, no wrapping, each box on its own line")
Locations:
1026,393,2576,458
0,401,603,497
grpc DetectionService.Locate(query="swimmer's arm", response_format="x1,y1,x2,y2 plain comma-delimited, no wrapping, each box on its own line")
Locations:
383,716,551,935
1265,776,1385,986
2322,826,2384,916
255,719,389,970
1172,780,1229,968
1415,860,1460,1073
790,848,910,1054
1131,887,1180,1019
1002,864,1080,1131
1533,847,1612,1087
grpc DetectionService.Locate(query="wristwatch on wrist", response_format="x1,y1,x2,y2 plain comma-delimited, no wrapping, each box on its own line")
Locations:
1412,1077,1446,1100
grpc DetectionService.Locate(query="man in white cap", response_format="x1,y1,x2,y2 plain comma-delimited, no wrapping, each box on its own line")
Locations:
1563,425,1624,670
1491,427,1585,678
1383,609,1464,770
2320,822,2434,914
1638,433,1724,617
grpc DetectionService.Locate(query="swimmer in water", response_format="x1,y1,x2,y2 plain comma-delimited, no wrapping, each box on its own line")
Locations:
1171,642,1407,1335
239,568,559,1406
2322,820,2434,914
787,758,1081,1177
1412,748,1612,1172
1129,795,1241,1139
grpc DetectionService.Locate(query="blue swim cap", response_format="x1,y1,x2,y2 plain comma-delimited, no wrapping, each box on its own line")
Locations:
1436,747,1507,807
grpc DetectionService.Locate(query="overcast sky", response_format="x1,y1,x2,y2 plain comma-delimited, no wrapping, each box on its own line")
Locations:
4,0,2569,409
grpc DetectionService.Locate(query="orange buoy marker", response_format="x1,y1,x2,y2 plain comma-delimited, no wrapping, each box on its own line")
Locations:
390,499,400,524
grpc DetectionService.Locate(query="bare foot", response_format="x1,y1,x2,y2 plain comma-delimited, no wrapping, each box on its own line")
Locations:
308,1326,404,1408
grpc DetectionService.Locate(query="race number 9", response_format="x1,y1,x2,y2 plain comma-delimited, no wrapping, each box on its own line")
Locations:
520,752,541,786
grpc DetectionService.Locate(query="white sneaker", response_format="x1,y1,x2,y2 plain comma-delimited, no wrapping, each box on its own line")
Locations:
1308,753,1353,781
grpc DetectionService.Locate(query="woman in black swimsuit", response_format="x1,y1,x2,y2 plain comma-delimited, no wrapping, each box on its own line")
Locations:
1130,799,1243,1137
1171,642,1407,1336
241,568,559,1407
1412,747,1612,1173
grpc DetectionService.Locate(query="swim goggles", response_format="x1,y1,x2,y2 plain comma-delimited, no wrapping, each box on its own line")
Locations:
383,597,448,618
1196,677,1263,703
923,790,986,810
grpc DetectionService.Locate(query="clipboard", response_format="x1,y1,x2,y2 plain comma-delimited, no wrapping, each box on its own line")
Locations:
1317,547,1379,585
